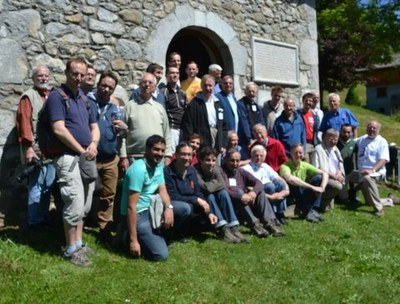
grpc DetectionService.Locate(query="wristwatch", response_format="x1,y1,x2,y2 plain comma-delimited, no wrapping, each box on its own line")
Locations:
166,204,174,209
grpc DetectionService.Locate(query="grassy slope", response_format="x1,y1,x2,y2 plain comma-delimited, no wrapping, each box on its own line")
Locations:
324,85,400,144
1,91,400,303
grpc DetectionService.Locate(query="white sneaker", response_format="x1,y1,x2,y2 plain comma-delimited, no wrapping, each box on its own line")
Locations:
381,198,394,207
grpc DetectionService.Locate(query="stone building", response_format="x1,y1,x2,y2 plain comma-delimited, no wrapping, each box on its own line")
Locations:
0,0,318,223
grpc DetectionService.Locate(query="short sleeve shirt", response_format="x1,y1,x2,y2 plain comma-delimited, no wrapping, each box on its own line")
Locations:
319,107,359,133
243,162,278,184
356,134,389,174
120,159,165,216
280,160,319,181
47,85,96,148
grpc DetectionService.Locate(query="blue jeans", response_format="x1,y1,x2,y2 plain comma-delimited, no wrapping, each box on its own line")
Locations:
171,200,192,232
136,210,168,261
289,174,322,214
206,189,239,228
28,163,56,225
264,179,287,215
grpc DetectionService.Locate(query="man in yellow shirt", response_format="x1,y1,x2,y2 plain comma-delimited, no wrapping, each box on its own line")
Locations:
181,61,201,102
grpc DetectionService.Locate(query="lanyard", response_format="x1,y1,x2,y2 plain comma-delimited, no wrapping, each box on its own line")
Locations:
97,102,111,120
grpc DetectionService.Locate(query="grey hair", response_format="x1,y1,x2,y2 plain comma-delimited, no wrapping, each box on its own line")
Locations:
328,92,340,102
201,74,215,85
250,144,266,158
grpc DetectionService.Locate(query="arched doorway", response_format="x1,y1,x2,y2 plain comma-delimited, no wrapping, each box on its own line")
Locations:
145,6,247,96
166,26,234,81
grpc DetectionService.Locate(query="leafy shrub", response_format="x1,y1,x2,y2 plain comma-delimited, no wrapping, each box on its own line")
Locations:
345,85,362,106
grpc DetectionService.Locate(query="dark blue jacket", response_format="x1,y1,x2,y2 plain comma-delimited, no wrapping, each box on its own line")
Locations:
215,91,237,132
180,93,228,151
237,97,265,146
164,160,205,204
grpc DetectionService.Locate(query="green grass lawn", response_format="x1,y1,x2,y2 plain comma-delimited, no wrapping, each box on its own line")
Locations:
1,192,400,303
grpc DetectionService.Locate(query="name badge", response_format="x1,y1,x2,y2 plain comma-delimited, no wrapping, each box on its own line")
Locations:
229,178,237,186
218,112,224,120
251,104,257,112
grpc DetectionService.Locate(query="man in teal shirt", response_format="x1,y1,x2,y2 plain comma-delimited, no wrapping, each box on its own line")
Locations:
120,135,174,261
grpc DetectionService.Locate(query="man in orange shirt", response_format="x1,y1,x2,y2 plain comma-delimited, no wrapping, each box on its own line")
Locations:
181,61,201,102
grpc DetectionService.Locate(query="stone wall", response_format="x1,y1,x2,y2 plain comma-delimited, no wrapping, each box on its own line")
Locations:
0,0,318,221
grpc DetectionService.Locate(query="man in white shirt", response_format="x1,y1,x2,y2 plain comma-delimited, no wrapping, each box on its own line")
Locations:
311,128,345,211
347,120,391,216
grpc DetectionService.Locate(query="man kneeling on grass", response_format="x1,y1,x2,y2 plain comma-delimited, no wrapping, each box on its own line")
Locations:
120,135,174,261
280,143,328,223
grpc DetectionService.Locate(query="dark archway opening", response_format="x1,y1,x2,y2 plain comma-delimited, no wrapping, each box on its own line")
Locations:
166,27,233,81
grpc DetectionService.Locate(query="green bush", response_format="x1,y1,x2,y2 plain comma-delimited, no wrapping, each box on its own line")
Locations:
345,85,362,106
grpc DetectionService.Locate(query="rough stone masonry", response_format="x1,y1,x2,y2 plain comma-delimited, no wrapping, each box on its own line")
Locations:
0,0,318,222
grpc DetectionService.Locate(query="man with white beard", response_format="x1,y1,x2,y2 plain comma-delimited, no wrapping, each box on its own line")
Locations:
16,65,56,228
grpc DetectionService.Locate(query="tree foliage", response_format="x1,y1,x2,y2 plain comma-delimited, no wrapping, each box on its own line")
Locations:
317,0,400,92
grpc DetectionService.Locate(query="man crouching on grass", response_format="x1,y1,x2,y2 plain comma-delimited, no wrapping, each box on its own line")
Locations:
120,135,174,261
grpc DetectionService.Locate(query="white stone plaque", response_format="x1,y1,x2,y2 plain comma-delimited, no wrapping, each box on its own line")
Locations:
252,37,299,86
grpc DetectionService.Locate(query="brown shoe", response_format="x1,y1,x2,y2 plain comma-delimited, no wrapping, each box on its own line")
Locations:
251,222,269,238
264,221,286,237
218,226,241,244
230,226,250,243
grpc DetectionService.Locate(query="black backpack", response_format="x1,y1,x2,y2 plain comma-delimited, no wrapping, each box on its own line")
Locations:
37,87,89,157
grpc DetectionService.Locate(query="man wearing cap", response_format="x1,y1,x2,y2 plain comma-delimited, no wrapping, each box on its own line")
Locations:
208,64,223,94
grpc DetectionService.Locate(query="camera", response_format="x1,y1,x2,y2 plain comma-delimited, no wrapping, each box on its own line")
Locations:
16,159,53,183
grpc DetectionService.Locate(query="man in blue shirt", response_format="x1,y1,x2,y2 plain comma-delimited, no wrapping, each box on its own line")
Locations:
46,57,100,267
319,93,359,138
272,97,306,157
121,135,174,261
88,70,128,244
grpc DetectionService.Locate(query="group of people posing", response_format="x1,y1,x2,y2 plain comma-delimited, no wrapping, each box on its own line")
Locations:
16,53,396,267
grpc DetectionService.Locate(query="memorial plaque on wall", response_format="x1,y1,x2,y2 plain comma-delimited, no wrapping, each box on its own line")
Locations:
252,37,299,86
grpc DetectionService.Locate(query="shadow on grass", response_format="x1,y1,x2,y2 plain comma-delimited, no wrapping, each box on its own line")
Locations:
0,224,65,256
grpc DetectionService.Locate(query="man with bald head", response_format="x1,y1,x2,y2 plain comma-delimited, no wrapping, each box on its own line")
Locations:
272,97,306,157
347,120,391,216
16,65,56,229
121,73,172,169
131,63,166,108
